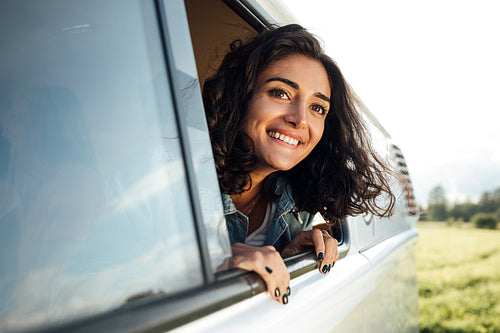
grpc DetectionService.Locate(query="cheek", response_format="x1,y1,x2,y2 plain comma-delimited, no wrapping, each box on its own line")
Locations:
244,101,266,128
311,121,325,147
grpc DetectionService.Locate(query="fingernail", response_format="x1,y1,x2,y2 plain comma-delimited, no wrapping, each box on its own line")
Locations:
327,264,331,272
322,265,328,273
317,252,324,261
332,261,335,268
265,266,273,273
282,293,288,305
287,286,291,296
275,287,280,297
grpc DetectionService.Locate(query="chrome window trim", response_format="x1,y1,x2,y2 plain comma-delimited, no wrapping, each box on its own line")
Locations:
239,0,299,26
222,0,299,30
221,0,268,31
27,221,349,333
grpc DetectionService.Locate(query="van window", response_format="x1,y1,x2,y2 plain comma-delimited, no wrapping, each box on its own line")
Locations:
0,0,203,331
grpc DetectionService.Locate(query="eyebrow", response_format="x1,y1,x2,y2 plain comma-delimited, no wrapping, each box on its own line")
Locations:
315,92,330,104
265,77,331,104
265,77,299,89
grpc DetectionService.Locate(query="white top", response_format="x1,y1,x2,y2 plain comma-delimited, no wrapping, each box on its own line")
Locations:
245,202,274,247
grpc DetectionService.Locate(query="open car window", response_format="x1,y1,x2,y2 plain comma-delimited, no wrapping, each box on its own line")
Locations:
183,0,348,261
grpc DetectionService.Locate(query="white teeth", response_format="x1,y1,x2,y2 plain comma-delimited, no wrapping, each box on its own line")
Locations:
267,131,299,146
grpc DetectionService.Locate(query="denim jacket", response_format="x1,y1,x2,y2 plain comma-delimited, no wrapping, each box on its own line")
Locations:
223,177,314,251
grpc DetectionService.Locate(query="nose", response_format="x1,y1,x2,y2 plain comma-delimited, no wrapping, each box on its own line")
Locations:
284,100,307,128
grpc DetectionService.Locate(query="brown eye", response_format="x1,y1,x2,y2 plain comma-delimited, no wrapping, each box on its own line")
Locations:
311,104,327,115
269,88,288,100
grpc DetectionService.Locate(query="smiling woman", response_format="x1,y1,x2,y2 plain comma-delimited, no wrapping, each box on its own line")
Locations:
202,24,398,305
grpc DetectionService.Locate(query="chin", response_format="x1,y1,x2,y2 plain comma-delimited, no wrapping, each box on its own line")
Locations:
257,153,303,173
269,160,300,172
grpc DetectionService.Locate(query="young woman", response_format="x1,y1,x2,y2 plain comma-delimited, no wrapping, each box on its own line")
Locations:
203,24,396,305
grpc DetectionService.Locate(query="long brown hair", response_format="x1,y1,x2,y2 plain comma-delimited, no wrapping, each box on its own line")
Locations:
203,24,396,223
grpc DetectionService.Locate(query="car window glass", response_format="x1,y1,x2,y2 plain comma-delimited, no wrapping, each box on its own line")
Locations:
160,0,232,274
0,0,203,331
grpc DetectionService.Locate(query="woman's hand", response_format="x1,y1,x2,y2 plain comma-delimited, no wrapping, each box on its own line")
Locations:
280,229,339,274
231,243,290,305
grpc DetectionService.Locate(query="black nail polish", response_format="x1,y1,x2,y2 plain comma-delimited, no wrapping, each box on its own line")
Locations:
332,261,335,268
275,287,280,297
317,252,324,261
287,286,291,296
327,264,331,272
322,265,328,273
265,266,273,273
282,293,288,305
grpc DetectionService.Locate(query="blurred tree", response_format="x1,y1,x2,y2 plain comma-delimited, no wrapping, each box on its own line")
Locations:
417,204,428,221
428,185,447,205
449,201,477,222
433,187,500,224
427,185,448,221
430,204,448,221
478,188,500,213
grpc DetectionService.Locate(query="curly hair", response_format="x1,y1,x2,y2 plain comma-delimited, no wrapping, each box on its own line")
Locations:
202,24,396,223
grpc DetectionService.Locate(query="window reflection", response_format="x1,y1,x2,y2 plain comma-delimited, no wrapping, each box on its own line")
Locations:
0,0,203,331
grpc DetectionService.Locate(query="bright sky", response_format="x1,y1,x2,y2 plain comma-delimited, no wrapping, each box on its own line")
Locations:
282,0,500,206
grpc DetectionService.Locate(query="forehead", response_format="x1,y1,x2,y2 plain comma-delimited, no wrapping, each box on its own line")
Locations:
257,54,330,97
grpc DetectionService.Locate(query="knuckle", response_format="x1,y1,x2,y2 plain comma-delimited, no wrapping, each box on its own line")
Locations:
232,256,242,266
251,251,264,261
312,229,322,237
325,236,336,246
263,245,277,252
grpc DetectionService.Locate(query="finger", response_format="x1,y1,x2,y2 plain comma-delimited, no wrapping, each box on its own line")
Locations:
232,251,277,293
271,250,290,305
257,256,290,304
233,247,290,305
322,231,338,274
253,263,280,301
323,230,339,262
310,229,324,258
310,229,329,274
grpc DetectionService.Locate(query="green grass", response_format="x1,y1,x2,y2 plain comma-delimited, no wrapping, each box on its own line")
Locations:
416,222,500,333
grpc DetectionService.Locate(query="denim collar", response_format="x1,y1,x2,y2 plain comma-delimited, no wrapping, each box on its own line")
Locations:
222,176,307,248
222,176,295,216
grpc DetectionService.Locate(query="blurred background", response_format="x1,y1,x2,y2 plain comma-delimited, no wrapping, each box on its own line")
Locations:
282,1,500,332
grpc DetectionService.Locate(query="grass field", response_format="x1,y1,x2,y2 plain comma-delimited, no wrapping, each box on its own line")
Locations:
416,222,500,333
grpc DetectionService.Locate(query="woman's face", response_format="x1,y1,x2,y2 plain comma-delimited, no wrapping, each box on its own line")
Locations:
244,54,331,174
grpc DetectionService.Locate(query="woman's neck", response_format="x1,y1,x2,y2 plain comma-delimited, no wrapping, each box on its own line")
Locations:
231,179,264,214
230,171,272,235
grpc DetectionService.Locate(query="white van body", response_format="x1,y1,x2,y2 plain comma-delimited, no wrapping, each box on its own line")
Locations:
0,1,418,332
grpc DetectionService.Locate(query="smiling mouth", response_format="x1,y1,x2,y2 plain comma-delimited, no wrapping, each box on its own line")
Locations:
267,131,300,146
